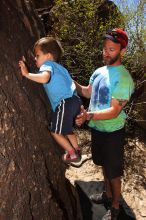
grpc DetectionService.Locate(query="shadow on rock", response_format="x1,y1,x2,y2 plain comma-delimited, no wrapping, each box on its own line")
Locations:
75,180,136,220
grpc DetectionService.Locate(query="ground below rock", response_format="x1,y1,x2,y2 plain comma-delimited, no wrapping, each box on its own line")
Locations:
66,129,146,220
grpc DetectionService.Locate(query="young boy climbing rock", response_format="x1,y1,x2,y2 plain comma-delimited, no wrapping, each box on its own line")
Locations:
19,37,81,163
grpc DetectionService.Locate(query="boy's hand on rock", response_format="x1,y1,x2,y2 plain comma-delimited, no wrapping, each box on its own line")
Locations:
19,60,29,76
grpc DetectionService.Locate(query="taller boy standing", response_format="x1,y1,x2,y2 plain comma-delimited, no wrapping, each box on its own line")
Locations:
75,28,134,220
19,37,81,163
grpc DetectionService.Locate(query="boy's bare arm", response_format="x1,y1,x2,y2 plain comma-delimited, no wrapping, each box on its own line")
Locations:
24,71,50,84
19,60,50,84
74,81,91,98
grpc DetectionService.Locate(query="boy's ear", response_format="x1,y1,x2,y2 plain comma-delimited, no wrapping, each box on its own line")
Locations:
47,53,53,59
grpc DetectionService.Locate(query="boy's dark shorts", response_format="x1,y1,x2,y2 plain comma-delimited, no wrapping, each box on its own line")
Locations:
50,95,81,135
91,128,125,180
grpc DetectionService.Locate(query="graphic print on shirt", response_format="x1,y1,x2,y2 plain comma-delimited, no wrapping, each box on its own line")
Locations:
92,74,110,108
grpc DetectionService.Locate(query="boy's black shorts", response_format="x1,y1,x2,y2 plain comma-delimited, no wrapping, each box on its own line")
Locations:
91,128,125,179
50,95,81,135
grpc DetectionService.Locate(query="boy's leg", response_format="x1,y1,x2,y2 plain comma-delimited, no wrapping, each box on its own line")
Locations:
50,97,81,162
51,132,80,162
67,133,81,158
66,133,79,150
51,132,73,152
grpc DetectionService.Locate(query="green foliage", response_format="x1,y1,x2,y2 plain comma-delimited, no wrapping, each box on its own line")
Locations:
119,0,146,83
50,0,123,84
49,0,145,86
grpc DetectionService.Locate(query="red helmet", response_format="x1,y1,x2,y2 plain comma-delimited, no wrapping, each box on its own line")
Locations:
105,28,128,48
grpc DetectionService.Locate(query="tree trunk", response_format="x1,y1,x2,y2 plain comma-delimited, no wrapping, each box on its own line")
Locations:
0,1,82,220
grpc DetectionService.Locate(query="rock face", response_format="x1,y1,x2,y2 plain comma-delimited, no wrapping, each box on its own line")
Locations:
134,80,146,129
0,1,82,219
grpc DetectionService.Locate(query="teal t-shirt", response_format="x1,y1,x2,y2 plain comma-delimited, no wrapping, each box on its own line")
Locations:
88,65,134,132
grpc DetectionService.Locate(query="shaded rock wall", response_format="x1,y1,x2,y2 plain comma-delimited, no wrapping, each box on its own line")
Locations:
0,1,82,219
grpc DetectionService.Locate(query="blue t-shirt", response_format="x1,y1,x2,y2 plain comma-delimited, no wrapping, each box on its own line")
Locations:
39,61,76,111
88,65,134,132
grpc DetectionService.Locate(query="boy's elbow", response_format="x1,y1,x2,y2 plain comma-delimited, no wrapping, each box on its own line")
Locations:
42,79,48,84
42,76,50,83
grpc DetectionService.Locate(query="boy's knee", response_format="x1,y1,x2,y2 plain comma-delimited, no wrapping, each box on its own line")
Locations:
51,132,56,137
51,132,61,137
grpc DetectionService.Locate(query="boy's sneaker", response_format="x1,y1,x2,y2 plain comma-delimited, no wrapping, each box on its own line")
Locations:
90,191,112,207
62,151,81,163
76,149,81,159
102,207,120,220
